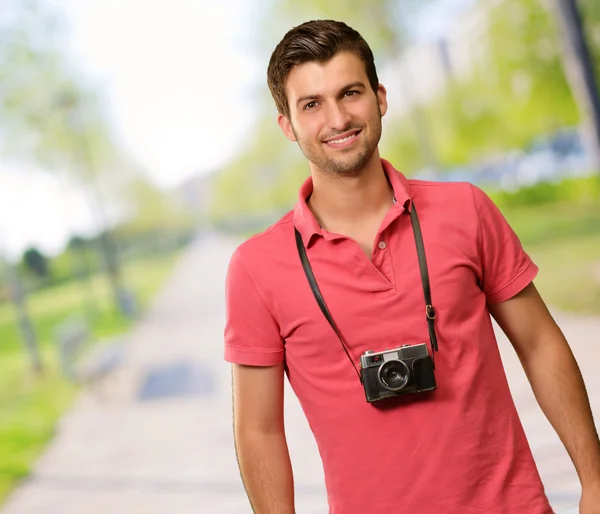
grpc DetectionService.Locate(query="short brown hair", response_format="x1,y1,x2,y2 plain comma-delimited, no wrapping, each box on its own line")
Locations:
267,20,379,118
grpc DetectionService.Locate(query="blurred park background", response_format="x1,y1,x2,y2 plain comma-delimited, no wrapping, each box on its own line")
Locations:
0,0,599,510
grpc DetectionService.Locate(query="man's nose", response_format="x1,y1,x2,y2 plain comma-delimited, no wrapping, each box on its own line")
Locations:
325,102,351,131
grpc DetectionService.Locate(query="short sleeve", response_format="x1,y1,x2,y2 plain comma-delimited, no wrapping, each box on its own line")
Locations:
224,248,284,366
471,185,538,304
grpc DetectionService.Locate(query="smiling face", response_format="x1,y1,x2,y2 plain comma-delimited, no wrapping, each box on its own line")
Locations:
278,51,388,178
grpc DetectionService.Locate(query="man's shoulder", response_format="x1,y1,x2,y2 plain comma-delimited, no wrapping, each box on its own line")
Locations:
408,179,480,211
408,178,474,195
233,209,295,265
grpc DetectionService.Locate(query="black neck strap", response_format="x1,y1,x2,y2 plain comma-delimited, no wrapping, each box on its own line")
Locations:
294,201,438,382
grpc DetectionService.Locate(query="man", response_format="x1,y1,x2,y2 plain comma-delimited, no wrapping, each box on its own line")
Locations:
224,19,600,514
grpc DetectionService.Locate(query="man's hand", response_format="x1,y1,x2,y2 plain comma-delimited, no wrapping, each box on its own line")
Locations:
580,482,600,513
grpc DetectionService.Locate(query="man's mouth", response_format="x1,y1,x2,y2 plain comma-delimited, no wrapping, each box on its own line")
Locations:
324,130,361,146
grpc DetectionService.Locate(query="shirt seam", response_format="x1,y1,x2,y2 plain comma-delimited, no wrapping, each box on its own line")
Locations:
470,184,533,299
469,184,485,278
486,260,534,299
225,344,283,354
237,212,294,248
409,180,470,187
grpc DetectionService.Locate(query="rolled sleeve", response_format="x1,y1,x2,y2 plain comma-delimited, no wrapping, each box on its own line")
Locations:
485,260,539,304
224,248,284,366
471,185,539,304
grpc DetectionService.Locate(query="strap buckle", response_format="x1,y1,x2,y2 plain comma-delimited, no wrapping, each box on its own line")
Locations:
426,305,436,320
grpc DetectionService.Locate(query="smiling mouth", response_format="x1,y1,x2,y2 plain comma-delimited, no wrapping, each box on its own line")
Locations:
324,130,361,146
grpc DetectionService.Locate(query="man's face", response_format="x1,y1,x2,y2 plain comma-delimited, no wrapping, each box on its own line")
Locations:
278,51,388,177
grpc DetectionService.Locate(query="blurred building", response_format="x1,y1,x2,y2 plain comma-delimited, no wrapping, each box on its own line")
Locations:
445,0,496,80
387,0,545,115
384,40,453,112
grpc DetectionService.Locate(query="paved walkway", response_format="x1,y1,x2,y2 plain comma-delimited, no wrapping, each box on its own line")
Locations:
1,235,598,514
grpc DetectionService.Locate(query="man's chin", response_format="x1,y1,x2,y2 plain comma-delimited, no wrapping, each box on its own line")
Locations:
323,159,367,177
304,144,375,176
336,151,374,173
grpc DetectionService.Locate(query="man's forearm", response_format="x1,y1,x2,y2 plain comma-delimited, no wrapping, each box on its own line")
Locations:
234,429,295,513
521,334,600,486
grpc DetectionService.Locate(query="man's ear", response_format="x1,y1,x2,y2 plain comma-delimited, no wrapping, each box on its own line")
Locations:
277,113,297,142
377,84,388,118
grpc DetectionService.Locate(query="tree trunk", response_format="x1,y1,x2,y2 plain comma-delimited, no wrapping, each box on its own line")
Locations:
2,258,43,374
551,0,600,171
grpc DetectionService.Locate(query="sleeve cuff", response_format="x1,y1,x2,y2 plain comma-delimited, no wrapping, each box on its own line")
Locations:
486,260,539,304
224,345,284,366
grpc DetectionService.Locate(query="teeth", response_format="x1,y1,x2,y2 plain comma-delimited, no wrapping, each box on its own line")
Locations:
328,133,356,144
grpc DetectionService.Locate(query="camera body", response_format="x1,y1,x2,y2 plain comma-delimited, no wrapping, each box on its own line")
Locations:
359,343,436,403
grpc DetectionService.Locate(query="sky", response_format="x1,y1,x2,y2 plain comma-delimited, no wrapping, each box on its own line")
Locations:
0,0,474,260
59,0,262,188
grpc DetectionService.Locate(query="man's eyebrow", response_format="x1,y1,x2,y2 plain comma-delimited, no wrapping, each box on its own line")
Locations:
295,82,367,107
339,81,367,93
296,93,320,107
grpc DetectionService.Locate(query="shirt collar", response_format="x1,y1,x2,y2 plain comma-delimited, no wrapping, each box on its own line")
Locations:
293,158,412,248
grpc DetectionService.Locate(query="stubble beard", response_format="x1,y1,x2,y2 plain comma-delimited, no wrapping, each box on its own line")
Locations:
292,109,382,178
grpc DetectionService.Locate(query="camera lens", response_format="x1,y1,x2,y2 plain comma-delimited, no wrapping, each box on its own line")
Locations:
378,360,410,391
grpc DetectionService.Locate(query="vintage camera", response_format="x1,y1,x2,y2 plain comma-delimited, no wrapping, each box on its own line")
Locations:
359,343,436,403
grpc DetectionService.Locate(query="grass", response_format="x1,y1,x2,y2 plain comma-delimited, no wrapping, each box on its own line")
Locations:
501,201,600,315
0,250,181,504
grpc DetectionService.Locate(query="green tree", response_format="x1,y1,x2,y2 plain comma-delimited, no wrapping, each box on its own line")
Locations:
0,2,110,172
0,0,135,317
21,247,50,279
262,0,416,57
550,0,600,169
209,113,307,226
386,0,584,173
114,176,195,255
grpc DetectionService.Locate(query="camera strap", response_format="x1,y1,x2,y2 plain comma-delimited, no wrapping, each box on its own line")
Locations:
294,201,439,383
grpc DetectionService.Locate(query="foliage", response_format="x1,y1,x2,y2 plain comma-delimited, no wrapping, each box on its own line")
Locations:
260,0,424,58
0,0,146,300
208,114,307,222
0,1,118,178
21,247,50,279
489,174,600,207
109,177,197,259
115,177,194,235
383,0,584,173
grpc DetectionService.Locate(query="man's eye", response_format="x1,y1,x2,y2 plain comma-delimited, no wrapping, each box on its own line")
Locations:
304,101,317,110
344,91,358,97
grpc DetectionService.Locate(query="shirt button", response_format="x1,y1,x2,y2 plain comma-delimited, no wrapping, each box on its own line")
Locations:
378,241,387,250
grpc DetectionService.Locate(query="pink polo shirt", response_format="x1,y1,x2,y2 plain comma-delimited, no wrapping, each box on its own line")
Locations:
224,159,553,514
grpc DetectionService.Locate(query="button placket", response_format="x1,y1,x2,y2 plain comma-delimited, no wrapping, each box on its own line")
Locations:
380,246,395,288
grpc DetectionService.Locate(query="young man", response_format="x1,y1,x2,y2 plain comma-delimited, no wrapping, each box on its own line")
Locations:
224,20,600,514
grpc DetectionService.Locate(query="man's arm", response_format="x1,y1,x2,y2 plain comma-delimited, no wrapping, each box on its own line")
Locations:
232,362,295,514
489,283,600,491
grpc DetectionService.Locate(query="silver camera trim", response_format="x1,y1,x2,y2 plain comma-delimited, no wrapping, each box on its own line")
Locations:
360,343,430,369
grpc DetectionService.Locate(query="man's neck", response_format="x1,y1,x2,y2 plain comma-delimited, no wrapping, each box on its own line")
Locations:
307,152,394,232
